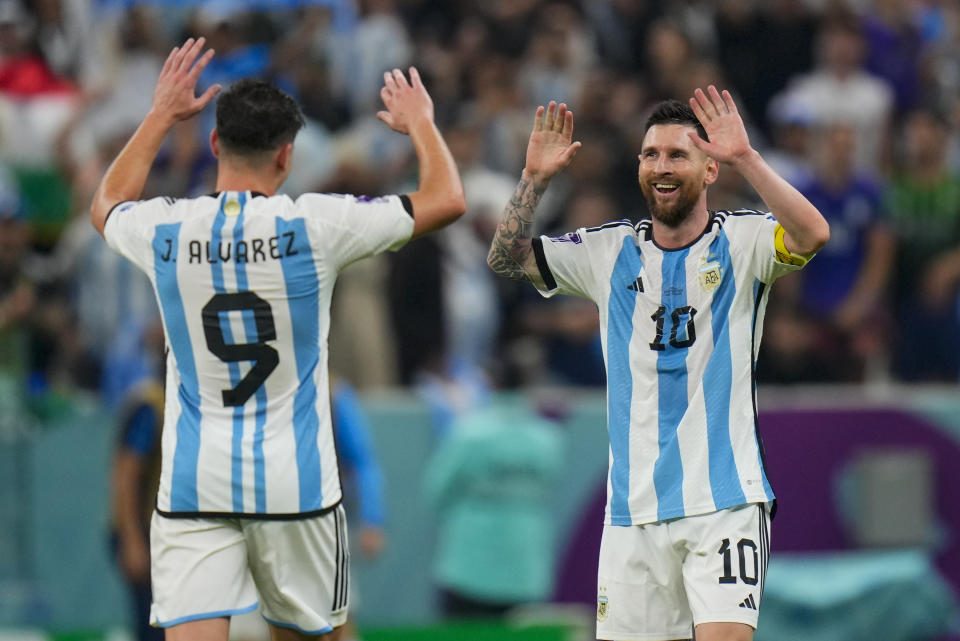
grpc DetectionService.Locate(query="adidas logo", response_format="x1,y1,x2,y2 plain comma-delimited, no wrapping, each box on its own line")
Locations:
627,277,644,292
738,593,757,610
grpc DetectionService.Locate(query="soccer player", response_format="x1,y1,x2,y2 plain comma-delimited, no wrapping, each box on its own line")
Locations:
487,88,829,641
90,38,465,641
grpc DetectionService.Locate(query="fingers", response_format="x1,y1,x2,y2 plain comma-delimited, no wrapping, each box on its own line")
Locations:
562,108,574,138
544,101,557,131
533,105,545,132
721,88,739,117
554,103,567,132
188,48,216,82
380,85,392,106
689,95,709,128
686,129,709,152
409,66,423,89
563,141,582,163
692,85,735,122
707,85,729,114
376,111,394,127
383,70,397,95
392,68,410,89
196,84,222,109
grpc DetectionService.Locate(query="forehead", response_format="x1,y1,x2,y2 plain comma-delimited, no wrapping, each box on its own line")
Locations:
642,123,701,151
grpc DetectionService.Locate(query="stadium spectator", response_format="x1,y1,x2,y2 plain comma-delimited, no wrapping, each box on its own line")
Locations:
424,396,563,619
772,15,894,174
884,106,960,381
765,122,894,382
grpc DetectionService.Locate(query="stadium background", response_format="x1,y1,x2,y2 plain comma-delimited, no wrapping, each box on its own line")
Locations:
2,0,960,639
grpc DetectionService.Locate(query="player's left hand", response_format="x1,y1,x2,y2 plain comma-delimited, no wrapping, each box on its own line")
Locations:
687,86,753,167
150,37,221,125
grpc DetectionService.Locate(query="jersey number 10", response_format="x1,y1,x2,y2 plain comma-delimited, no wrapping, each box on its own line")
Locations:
649,305,697,351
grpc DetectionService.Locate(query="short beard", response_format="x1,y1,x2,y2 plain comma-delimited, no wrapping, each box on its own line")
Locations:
640,183,700,228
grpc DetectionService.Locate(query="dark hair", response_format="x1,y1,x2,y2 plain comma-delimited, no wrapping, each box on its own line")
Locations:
215,79,305,155
643,99,708,143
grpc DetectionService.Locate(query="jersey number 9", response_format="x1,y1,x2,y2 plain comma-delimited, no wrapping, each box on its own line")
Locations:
202,291,279,406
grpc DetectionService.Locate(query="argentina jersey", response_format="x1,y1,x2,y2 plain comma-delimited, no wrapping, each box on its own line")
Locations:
103,190,414,517
532,211,807,526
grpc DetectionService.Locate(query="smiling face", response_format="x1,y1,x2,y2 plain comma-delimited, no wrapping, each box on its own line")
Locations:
638,123,717,227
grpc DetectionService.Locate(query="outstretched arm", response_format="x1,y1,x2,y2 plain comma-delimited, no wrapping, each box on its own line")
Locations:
91,37,221,236
488,101,581,285
377,67,465,238
688,86,830,257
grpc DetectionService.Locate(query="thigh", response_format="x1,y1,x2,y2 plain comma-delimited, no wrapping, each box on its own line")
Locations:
679,503,771,630
149,513,258,628
244,504,350,636
596,522,693,641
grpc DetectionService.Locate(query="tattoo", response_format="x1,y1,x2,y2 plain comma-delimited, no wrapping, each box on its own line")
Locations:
487,176,546,283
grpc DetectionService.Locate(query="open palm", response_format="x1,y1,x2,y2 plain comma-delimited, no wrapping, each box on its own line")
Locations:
687,86,752,166
524,101,581,185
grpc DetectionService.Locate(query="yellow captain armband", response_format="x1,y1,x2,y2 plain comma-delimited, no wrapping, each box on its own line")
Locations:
774,223,814,267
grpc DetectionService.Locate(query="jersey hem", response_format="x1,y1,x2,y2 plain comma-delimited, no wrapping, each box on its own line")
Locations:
155,498,343,521
608,497,772,526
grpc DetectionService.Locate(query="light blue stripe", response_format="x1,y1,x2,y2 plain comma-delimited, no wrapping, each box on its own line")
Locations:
653,247,690,521
607,237,643,525
262,615,333,636
232,193,268,513
753,279,775,500
155,602,259,628
703,231,746,509
154,223,201,512
277,216,323,511
210,197,245,513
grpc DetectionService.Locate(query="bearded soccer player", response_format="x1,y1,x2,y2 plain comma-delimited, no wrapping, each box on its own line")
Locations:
90,38,465,641
488,88,829,641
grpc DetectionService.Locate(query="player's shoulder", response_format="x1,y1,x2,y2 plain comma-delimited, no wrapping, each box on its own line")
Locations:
710,208,774,232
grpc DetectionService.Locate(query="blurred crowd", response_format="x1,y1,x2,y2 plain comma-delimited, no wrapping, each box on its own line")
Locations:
3,0,960,411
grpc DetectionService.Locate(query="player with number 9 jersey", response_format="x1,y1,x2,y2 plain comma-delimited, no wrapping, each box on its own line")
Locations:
104,190,413,516
91,38,464,638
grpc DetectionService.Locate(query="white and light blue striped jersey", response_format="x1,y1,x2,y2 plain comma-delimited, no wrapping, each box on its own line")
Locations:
103,190,414,517
532,210,807,526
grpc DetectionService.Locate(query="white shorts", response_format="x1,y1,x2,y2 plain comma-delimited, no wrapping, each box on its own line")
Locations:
150,504,350,634
596,503,771,641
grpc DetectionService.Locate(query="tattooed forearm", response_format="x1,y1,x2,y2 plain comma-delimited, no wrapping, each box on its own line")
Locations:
487,176,547,283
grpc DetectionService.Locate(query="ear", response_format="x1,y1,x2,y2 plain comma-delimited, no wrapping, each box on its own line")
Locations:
210,129,220,158
276,142,293,172
703,157,719,186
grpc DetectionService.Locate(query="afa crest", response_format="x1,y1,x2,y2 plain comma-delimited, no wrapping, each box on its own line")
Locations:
698,255,723,292
597,589,609,622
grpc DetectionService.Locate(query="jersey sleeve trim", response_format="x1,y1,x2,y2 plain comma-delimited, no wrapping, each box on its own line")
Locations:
532,237,557,290
398,194,414,218
104,199,137,226
774,223,814,267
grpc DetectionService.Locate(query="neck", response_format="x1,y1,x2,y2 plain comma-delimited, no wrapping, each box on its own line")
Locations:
215,163,280,196
652,206,710,249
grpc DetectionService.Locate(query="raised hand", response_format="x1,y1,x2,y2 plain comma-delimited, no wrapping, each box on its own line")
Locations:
152,37,221,125
377,67,434,134
687,86,752,166
524,101,581,186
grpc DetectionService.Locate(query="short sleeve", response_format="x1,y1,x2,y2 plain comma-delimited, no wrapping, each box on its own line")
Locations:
534,225,631,301
299,193,414,271
533,229,597,300
103,197,171,273
733,213,813,283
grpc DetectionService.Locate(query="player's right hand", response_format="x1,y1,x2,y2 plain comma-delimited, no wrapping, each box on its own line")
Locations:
523,101,581,187
377,67,434,134
150,37,221,126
